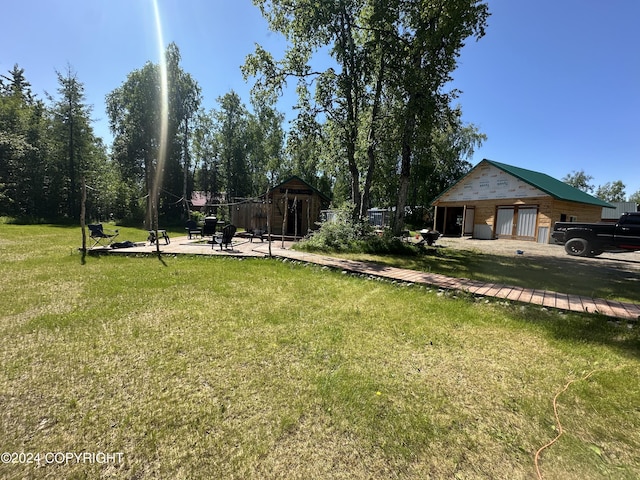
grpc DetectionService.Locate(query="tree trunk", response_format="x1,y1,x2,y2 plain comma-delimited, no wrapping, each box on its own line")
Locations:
343,75,360,219
394,107,417,235
80,176,86,252
68,102,76,219
145,155,153,230
360,52,385,219
182,117,190,219
337,5,361,222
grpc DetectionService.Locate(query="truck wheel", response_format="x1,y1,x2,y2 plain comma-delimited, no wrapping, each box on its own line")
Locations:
565,238,590,257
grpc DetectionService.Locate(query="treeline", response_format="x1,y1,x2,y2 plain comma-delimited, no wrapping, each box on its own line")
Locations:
2,1,494,231
0,52,308,226
0,65,110,222
562,170,640,204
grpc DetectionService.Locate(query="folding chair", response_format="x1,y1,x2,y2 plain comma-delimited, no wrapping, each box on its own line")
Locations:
88,224,119,249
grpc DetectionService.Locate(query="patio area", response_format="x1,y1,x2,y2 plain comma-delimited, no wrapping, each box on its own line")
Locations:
89,234,295,257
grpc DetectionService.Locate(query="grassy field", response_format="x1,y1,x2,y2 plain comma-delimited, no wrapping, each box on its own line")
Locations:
1,223,639,479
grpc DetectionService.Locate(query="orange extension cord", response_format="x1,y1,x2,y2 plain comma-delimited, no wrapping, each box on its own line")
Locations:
534,370,597,479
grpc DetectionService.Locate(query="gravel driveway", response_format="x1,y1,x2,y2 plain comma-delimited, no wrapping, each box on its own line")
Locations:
434,236,640,273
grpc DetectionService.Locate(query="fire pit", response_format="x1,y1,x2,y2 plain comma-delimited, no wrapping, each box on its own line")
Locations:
419,228,440,246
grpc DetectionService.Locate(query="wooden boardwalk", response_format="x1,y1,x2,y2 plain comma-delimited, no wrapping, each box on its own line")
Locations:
97,236,640,321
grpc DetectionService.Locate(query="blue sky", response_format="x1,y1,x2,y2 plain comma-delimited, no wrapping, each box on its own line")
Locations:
4,0,639,197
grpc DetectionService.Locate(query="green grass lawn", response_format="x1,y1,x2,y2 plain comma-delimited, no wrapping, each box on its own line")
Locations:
1,224,639,479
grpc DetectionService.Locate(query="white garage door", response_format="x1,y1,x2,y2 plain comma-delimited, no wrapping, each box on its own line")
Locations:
496,207,514,237
516,207,538,239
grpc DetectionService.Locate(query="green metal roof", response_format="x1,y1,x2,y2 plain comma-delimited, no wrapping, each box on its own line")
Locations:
433,159,614,208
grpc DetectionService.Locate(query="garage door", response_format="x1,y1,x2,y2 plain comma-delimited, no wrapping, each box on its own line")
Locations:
495,206,538,239
516,207,537,239
496,207,514,237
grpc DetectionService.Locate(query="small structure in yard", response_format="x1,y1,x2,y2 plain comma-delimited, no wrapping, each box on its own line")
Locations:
189,191,225,215
231,176,331,238
368,207,393,227
601,202,639,222
431,159,613,243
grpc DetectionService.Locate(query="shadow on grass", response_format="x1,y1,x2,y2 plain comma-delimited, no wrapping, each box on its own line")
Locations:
504,302,640,359
358,246,640,304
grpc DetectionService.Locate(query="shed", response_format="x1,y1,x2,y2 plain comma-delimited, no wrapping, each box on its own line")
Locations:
431,159,613,243
601,202,639,221
189,191,224,215
231,176,331,237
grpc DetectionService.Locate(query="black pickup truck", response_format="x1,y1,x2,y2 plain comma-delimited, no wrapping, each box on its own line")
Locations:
552,212,640,257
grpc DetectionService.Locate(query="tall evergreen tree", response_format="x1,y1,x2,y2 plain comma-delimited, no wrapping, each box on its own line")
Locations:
0,65,48,218
48,65,99,219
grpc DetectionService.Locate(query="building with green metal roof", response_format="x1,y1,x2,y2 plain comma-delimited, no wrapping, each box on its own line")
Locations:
431,159,613,243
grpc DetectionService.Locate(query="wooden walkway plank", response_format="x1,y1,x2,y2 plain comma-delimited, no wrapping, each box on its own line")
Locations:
579,297,600,315
518,289,535,303
465,282,486,294
624,304,640,320
507,287,524,301
568,294,586,313
542,292,557,309
529,290,545,306
555,293,570,311
606,300,635,320
474,283,497,296
593,298,616,318
490,286,512,299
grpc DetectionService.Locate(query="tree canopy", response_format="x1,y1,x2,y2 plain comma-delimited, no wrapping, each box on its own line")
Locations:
563,170,636,204
244,0,490,232
0,64,109,221
4,4,638,229
2,4,493,229
15,3,638,230
106,43,202,228
562,170,595,193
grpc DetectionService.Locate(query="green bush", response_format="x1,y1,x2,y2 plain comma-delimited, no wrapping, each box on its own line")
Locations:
187,211,205,224
354,230,418,255
296,204,418,256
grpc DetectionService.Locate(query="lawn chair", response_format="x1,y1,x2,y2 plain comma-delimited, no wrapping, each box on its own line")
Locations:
214,224,236,250
185,219,202,239
202,216,218,238
88,224,119,249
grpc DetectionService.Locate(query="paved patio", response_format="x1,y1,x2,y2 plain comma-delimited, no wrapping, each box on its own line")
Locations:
94,235,640,321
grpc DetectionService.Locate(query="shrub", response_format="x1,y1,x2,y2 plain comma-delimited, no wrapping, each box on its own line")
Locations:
189,211,205,223
296,204,418,256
